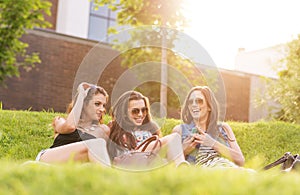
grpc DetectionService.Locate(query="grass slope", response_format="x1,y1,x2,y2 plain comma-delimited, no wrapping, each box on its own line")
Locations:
0,110,299,194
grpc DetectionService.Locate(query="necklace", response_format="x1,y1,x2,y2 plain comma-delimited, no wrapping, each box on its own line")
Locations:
78,124,97,131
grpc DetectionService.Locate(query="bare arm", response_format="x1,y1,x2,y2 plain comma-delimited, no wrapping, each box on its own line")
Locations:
52,116,73,134
93,124,110,141
194,123,245,166
54,83,90,134
216,123,245,166
101,124,110,137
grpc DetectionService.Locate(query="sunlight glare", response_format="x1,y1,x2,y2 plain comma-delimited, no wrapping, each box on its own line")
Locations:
181,0,300,69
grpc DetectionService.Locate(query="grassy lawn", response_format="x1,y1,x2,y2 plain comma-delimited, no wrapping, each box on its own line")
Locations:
0,109,299,194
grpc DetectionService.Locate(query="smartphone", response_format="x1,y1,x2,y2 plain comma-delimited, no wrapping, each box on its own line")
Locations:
191,127,198,134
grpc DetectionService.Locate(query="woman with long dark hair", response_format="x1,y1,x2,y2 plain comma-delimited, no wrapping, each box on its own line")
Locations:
108,90,188,168
173,86,245,167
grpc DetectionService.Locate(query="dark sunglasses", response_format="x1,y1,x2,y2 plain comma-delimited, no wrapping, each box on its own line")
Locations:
188,98,204,105
130,107,148,115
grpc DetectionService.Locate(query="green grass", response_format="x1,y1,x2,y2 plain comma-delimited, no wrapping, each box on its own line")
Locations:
1,162,300,194
0,110,58,160
0,110,300,194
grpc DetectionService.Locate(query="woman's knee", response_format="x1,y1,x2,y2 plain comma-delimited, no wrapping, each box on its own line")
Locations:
85,138,107,148
166,133,181,141
170,132,181,140
160,133,181,145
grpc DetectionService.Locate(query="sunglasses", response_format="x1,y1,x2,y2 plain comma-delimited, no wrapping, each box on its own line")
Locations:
130,107,148,115
188,98,204,105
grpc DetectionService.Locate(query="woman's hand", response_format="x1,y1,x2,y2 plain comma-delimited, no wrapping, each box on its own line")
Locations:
52,116,66,133
77,82,91,97
182,135,198,155
193,129,216,148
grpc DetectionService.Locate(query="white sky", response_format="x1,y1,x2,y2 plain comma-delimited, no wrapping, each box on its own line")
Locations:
183,0,300,69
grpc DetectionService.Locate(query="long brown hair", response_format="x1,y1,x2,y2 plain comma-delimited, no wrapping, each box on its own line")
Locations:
181,86,219,138
108,91,152,154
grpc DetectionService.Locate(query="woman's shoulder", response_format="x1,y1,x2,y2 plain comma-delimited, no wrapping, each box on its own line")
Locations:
218,122,236,141
99,124,110,135
144,121,159,132
218,122,233,133
218,122,227,128
172,122,194,135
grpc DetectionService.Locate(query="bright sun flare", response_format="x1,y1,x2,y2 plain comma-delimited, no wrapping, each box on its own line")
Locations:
181,0,300,69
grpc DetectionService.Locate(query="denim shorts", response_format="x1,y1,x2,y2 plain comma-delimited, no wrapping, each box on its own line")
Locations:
35,149,48,161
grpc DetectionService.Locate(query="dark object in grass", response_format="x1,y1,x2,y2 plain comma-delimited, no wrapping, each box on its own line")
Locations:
263,152,300,172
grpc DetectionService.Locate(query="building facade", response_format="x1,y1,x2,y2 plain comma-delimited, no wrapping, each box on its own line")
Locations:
235,45,287,79
0,0,278,122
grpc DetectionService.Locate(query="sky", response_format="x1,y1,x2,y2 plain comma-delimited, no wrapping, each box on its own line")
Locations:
183,0,300,69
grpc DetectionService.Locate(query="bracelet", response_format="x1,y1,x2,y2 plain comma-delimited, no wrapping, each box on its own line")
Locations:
210,139,217,148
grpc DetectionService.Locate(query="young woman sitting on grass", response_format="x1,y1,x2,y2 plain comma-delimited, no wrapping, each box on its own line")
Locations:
173,86,245,168
107,90,189,169
35,82,111,167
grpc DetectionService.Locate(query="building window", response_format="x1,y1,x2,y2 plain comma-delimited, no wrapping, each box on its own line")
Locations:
88,1,119,43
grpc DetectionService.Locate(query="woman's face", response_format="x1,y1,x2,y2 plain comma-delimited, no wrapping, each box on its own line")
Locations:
188,90,210,121
83,93,107,121
128,99,148,126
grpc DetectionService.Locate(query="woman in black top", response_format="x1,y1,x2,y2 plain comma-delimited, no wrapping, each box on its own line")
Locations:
35,82,111,167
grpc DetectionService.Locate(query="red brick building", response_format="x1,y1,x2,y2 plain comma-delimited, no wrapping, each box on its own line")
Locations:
0,0,266,122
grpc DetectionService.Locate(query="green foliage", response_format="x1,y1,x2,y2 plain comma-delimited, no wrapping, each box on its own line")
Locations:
264,35,300,123
92,1,210,116
159,117,182,135
230,121,300,168
0,0,51,85
94,0,187,27
0,110,300,194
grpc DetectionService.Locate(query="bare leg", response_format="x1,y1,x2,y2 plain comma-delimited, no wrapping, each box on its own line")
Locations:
40,138,111,167
160,133,187,166
143,133,187,166
85,138,111,167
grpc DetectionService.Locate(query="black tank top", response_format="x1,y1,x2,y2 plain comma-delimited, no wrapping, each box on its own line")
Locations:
50,129,96,148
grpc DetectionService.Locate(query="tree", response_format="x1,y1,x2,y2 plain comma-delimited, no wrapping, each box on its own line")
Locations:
0,0,51,85
265,34,300,123
93,0,209,117
94,0,187,28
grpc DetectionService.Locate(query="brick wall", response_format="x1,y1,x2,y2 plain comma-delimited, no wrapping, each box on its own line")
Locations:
222,70,250,121
0,29,122,112
0,29,252,121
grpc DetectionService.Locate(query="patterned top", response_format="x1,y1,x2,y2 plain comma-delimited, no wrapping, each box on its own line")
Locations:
180,122,230,164
109,121,159,160
132,130,153,146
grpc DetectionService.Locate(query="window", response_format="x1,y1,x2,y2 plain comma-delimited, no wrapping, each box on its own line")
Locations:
88,1,119,43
